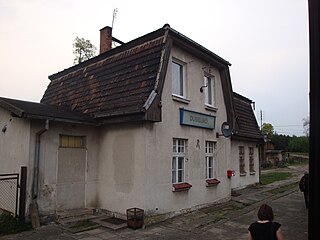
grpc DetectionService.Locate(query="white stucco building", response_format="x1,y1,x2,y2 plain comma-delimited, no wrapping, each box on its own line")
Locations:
0,24,263,224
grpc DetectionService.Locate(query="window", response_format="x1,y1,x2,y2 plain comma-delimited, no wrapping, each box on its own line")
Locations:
172,138,187,184
205,141,215,179
249,147,255,173
172,61,185,97
239,146,246,175
204,75,215,106
59,135,86,148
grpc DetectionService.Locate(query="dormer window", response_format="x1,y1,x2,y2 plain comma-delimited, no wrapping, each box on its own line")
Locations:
204,75,215,106
172,60,186,97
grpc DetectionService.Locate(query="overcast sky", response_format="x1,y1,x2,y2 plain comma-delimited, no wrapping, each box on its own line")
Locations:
0,0,309,136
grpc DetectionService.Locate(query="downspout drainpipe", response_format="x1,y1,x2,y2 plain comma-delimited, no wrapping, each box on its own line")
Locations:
33,119,49,198
30,119,49,228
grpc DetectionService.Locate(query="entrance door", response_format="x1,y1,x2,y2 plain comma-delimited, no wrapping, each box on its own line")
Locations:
56,148,86,210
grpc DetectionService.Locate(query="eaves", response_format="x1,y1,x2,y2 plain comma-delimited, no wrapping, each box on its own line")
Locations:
231,133,264,143
168,27,231,69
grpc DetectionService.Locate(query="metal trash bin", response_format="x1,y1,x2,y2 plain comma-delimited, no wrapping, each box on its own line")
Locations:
126,207,144,229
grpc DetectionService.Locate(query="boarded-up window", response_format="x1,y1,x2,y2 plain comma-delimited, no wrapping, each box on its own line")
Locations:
249,147,255,173
59,135,86,148
239,146,246,175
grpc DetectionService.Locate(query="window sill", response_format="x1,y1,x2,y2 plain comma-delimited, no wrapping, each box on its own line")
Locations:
240,172,247,177
172,94,190,104
250,171,256,175
206,178,220,187
172,182,192,192
204,104,218,112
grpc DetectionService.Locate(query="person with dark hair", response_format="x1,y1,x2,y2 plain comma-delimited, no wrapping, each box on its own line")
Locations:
299,172,309,209
248,203,284,240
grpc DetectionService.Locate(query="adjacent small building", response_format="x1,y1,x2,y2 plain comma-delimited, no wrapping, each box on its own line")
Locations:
263,141,285,167
231,93,263,189
0,24,263,223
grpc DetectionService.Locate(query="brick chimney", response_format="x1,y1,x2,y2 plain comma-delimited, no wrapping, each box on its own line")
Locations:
100,26,112,54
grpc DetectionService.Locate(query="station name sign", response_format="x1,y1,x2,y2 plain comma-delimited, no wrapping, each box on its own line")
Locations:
179,108,216,129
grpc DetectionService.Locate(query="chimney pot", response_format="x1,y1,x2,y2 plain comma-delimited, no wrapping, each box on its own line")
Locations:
100,26,112,54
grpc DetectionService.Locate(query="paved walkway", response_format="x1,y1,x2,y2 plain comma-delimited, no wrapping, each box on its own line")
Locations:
0,165,308,240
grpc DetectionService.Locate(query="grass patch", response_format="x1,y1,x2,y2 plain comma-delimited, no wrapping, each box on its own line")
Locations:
289,152,309,157
289,158,309,166
260,172,293,185
203,201,249,223
0,214,32,235
288,152,309,165
267,183,298,195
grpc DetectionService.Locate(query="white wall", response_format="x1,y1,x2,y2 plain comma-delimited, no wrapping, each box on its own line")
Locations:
143,45,232,215
0,108,31,173
97,123,147,215
0,108,32,215
83,44,234,217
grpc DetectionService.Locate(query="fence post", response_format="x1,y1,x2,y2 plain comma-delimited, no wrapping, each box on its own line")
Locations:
19,166,27,222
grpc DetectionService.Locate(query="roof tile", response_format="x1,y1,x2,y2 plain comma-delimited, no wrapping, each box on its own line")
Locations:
41,36,166,119
233,92,263,140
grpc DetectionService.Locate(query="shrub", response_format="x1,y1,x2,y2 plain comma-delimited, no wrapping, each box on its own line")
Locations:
0,214,31,235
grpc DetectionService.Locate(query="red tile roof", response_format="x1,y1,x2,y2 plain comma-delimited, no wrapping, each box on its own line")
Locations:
41,24,233,124
41,28,170,123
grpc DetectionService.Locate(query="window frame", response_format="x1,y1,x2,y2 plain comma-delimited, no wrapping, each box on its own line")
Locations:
59,135,86,148
205,141,215,179
172,59,187,98
204,74,215,107
172,138,187,184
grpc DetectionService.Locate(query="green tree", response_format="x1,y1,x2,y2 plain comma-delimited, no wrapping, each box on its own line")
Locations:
261,123,274,140
287,136,309,153
272,133,290,150
73,37,97,65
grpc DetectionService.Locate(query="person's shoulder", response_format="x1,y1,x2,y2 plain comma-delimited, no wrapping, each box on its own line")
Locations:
249,222,258,230
273,221,281,229
249,222,257,227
